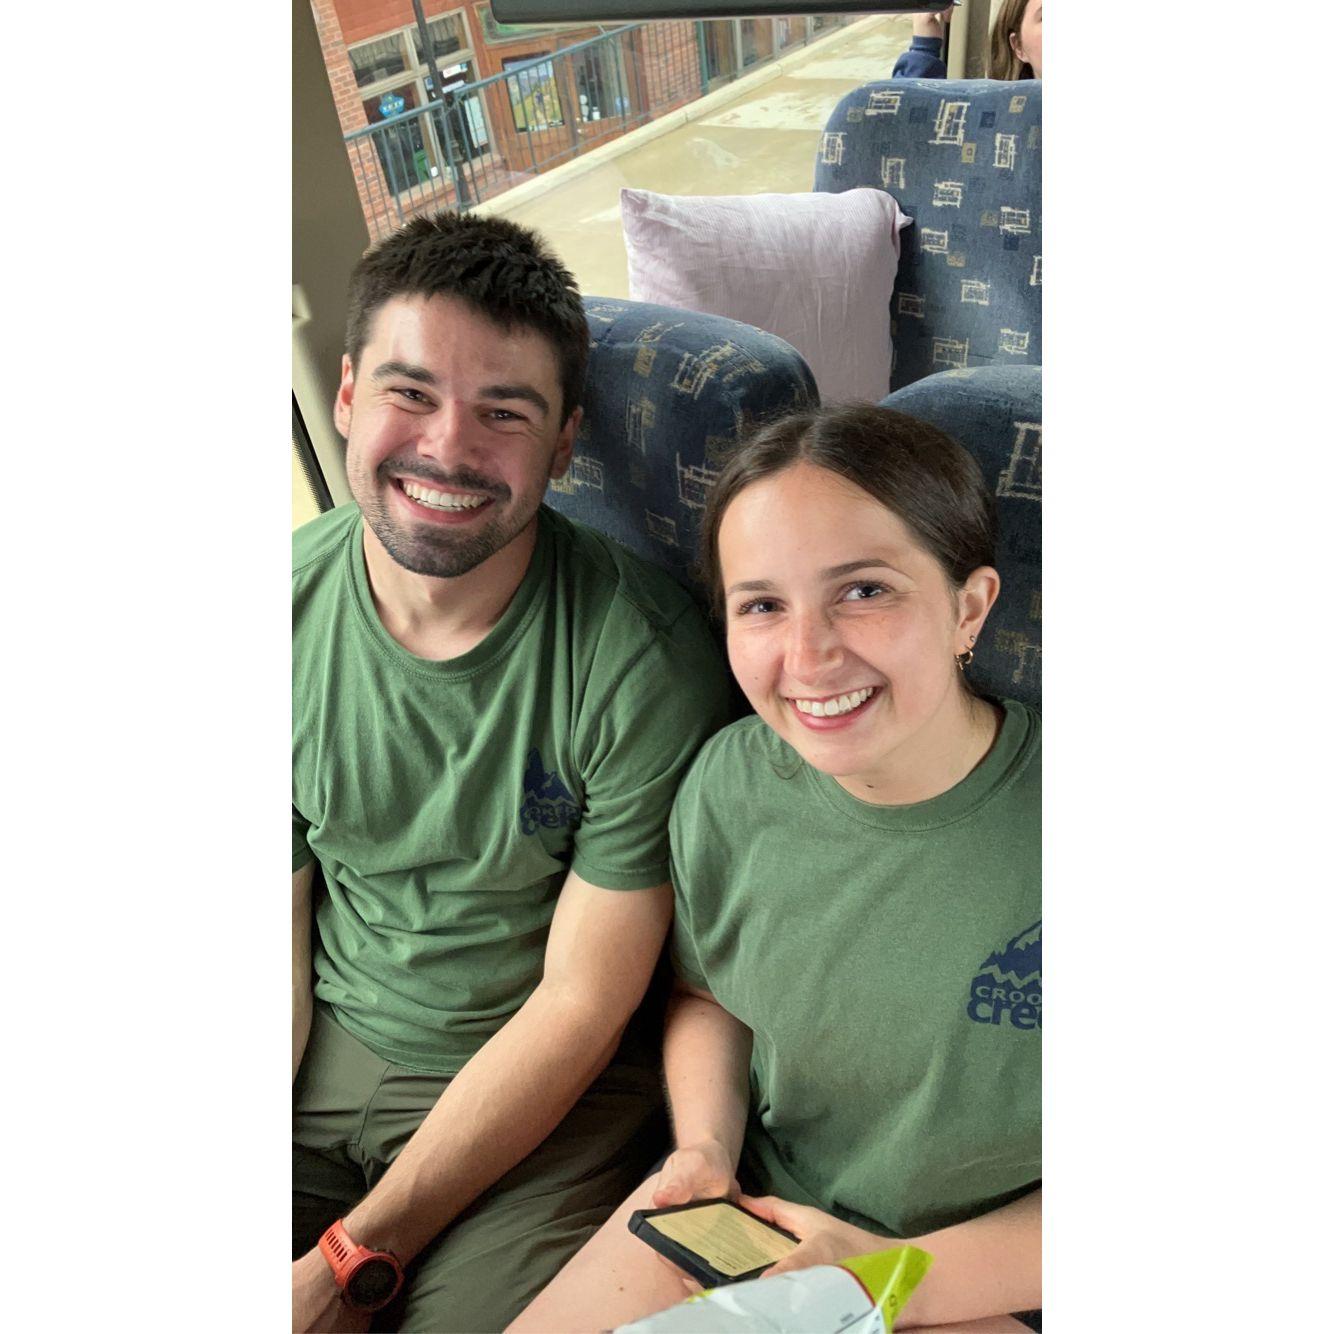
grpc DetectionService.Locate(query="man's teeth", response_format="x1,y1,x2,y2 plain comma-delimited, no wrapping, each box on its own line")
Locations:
792,687,875,718
402,481,489,511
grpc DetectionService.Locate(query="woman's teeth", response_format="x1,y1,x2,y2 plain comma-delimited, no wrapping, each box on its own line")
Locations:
791,687,875,717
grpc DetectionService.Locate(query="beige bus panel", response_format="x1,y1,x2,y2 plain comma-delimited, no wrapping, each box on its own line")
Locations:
294,0,363,512
946,0,996,80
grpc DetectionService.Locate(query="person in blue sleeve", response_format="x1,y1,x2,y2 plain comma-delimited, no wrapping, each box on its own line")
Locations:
893,1,1043,81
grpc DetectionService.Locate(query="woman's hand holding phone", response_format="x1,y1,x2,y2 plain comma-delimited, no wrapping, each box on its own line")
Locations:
737,1194,888,1278
645,1140,742,1288
651,1138,740,1208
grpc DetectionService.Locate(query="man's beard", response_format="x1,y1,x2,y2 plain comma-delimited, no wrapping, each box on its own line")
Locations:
357,461,536,579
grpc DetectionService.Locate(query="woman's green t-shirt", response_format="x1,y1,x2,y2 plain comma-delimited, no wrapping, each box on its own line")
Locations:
669,700,1041,1238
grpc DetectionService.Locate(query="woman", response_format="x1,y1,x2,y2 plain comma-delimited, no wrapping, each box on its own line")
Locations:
893,1,1043,81
512,406,1040,1334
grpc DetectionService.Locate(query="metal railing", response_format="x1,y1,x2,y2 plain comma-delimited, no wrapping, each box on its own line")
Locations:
344,16,855,240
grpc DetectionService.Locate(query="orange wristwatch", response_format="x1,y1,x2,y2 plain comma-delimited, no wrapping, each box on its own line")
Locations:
317,1219,405,1313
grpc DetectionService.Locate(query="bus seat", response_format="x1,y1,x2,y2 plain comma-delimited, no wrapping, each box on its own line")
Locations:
882,365,1041,707
815,79,1042,395
545,296,819,592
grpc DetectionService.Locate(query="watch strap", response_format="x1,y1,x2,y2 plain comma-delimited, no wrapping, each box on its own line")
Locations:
317,1219,404,1311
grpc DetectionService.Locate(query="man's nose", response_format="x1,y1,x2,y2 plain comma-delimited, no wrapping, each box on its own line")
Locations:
784,607,843,682
416,400,475,466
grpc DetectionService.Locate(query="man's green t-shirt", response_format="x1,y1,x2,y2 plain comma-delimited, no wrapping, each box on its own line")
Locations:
669,700,1041,1239
293,504,733,1075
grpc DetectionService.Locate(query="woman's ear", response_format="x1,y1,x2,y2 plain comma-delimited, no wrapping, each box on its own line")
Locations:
956,566,1001,654
1009,30,1026,65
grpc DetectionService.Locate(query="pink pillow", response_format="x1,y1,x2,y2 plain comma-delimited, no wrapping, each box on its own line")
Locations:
621,186,910,405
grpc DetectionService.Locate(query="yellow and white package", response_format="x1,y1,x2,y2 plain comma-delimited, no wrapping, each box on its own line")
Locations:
614,1245,932,1333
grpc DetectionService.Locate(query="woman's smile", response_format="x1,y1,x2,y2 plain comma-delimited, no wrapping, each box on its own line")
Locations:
786,685,882,728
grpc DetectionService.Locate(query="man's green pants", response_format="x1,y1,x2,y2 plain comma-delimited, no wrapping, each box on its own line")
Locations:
293,1007,666,1332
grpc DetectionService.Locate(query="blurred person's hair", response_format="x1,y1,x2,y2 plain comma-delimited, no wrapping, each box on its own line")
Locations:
989,0,1037,80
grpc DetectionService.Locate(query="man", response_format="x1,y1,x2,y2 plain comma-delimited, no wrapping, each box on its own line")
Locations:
292,212,733,1332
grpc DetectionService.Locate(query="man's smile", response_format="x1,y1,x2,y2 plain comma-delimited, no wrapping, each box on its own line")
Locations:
399,479,491,512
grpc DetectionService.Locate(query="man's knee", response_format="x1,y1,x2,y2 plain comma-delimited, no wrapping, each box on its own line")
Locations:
393,1119,663,1332
508,1177,690,1334
395,1213,599,1333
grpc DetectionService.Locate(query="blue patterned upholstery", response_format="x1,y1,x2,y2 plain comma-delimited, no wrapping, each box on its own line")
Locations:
815,80,1042,393
881,366,1041,706
546,296,819,590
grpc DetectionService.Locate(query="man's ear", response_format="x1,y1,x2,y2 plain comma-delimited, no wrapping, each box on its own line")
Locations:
550,405,581,480
334,354,355,439
956,565,1002,654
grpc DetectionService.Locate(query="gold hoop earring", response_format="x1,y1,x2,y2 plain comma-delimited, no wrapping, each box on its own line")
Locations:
955,648,975,670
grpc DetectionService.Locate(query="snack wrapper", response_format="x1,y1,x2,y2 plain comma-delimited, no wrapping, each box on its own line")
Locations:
613,1244,932,1333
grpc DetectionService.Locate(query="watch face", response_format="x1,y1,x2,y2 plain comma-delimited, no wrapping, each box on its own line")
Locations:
346,1257,400,1311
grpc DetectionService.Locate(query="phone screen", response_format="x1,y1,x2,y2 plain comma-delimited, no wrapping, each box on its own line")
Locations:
642,1201,798,1277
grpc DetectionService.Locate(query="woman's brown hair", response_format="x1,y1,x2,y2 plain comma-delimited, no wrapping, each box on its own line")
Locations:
697,403,997,619
989,0,1036,81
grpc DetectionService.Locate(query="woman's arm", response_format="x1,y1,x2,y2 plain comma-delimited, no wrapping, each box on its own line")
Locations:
507,977,755,1332
651,978,754,1204
898,1188,1041,1328
743,1188,1040,1328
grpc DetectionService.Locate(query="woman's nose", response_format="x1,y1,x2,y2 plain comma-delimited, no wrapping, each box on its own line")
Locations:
783,609,843,681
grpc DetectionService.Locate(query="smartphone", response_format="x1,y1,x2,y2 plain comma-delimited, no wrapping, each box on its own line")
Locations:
627,1198,800,1287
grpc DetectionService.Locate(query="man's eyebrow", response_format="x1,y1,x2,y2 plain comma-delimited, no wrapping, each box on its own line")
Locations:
371,360,437,385
480,383,551,417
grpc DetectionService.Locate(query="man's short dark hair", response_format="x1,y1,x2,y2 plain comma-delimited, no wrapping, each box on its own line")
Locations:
346,212,589,426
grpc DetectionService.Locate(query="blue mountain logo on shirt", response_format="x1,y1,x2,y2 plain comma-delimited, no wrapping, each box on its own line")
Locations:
520,748,579,836
966,920,1041,1031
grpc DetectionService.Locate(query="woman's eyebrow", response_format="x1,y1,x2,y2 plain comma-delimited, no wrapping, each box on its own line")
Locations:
821,558,910,580
726,560,913,597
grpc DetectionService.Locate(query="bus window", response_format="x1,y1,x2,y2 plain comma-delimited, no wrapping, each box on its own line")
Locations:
294,5,956,524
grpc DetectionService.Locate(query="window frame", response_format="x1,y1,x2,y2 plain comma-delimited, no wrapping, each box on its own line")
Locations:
346,11,494,190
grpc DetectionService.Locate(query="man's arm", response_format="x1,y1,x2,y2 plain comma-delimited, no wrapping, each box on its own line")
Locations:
891,9,951,79
293,862,314,1083
911,6,952,42
294,869,673,1322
